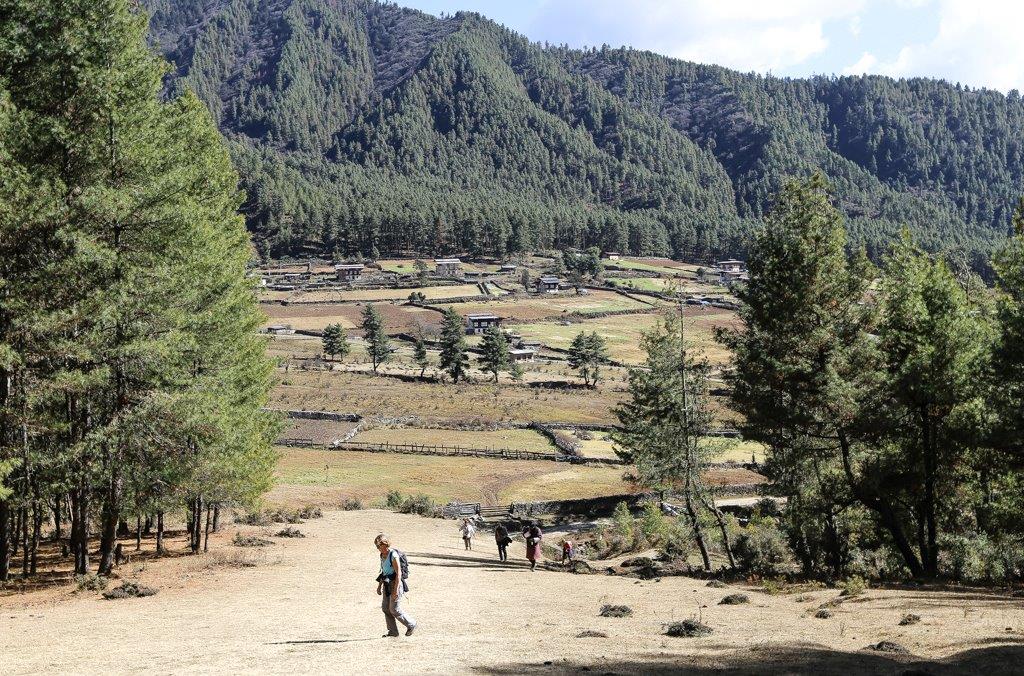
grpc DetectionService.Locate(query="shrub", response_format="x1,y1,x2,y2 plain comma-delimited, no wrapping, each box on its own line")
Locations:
612,501,634,539
719,593,750,605
196,550,268,569
639,502,669,545
814,608,833,619
384,490,406,510
734,517,794,576
75,574,108,592
939,532,1014,583
840,575,867,597
275,527,305,538
237,510,271,527
233,532,273,548
400,493,441,517
297,505,323,520
706,579,727,589
752,497,781,518
340,497,364,511
665,619,712,637
898,613,921,626
576,630,608,638
599,604,633,618
102,582,157,600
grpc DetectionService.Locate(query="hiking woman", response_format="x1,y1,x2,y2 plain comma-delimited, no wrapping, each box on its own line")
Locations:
374,533,417,637
494,524,510,561
522,522,542,571
460,518,475,551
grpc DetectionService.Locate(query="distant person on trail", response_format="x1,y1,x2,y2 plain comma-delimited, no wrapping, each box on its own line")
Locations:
374,533,417,638
522,522,543,571
561,539,574,566
494,524,511,561
460,519,476,551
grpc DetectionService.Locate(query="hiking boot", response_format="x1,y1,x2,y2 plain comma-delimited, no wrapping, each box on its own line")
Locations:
406,624,417,636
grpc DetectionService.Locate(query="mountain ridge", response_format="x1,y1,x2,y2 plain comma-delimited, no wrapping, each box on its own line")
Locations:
147,0,1021,267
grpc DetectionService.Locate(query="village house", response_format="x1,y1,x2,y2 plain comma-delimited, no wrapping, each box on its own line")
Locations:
536,276,562,293
465,313,502,335
266,324,295,335
435,258,462,276
334,263,364,282
509,347,537,362
499,263,518,273
602,251,621,260
716,259,745,273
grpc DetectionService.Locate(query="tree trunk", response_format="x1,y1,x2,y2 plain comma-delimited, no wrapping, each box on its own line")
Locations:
203,505,212,553
135,515,142,552
212,505,220,533
0,499,10,581
29,502,41,575
683,490,711,572
155,511,165,555
52,498,62,544
699,491,736,571
143,514,152,536
839,431,924,578
921,410,938,578
96,470,123,576
20,506,29,578
70,488,90,575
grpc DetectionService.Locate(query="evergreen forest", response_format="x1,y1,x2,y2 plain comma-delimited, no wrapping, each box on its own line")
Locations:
147,0,1024,270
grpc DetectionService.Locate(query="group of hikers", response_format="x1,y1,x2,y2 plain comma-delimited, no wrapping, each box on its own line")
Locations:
462,519,561,571
375,519,575,638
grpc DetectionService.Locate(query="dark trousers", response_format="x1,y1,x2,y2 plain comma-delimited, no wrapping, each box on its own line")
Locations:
497,542,508,561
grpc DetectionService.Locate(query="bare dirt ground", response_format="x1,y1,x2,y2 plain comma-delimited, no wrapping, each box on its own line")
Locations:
2,510,1022,675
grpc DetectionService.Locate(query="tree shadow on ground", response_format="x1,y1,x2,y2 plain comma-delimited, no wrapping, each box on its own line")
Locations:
474,641,1024,676
406,551,532,569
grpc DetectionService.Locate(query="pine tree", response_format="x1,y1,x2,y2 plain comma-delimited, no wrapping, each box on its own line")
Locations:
322,323,350,361
438,307,469,383
612,311,733,571
413,334,430,379
478,327,511,383
361,304,390,373
568,331,608,388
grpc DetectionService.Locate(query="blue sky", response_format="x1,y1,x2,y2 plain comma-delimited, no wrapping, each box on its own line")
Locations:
398,0,1022,92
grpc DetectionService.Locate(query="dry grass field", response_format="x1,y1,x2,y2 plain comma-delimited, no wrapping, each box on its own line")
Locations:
350,427,559,453
5,510,1020,675
454,291,654,322
261,283,486,304
271,370,625,424
270,447,633,505
263,303,442,334
513,306,738,365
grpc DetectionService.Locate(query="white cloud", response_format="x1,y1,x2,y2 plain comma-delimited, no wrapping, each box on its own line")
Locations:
842,51,877,75
529,0,865,73
849,15,862,37
842,0,1024,91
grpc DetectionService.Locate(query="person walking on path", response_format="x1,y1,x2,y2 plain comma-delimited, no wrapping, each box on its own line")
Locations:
494,524,510,561
460,518,476,551
374,533,417,638
522,522,543,571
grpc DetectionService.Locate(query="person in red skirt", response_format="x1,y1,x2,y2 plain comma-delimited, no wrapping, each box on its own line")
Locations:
522,522,543,571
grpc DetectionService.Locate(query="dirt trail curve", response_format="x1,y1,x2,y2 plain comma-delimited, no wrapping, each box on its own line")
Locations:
1,510,1022,675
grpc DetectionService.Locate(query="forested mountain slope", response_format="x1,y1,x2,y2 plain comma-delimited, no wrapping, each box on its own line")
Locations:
146,0,1024,265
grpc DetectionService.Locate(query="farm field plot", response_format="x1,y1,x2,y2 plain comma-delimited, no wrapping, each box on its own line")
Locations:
271,371,624,424
261,283,484,304
350,427,559,453
573,432,764,464
610,257,701,276
612,277,729,295
270,447,633,506
514,307,738,365
455,290,654,322
279,418,361,445
262,303,442,334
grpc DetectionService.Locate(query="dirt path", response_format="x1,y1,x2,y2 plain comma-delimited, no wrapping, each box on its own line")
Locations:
1,510,1022,675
